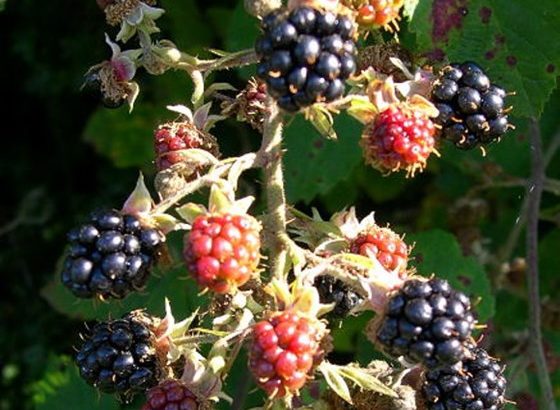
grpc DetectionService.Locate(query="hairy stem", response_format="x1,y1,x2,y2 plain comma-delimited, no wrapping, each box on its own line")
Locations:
260,101,289,280
526,118,556,410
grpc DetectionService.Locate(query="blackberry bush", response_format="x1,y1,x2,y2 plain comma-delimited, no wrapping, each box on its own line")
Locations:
431,62,512,150
45,0,537,407
255,6,357,111
61,209,163,299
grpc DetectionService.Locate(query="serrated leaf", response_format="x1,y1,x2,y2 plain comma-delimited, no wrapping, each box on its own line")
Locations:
408,0,560,118
83,104,162,169
408,230,495,321
42,259,205,321
284,113,362,203
225,2,260,80
31,356,119,410
338,367,397,398
320,364,353,404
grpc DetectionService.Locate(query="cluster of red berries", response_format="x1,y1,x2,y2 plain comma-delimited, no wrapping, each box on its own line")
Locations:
249,310,323,397
183,213,261,294
154,122,219,173
361,105,437,175
350,226,409,273
142,380,200,410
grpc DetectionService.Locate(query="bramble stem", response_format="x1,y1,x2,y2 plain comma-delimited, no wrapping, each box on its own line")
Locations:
526,118,556,410
260,100,289,280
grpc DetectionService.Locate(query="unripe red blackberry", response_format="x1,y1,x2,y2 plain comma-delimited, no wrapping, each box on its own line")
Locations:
154,121,219,173
422,347,507,409
61,209,164,299
183,213,261,294
255,7,357,112
370,278,476,369
343,0,405,30
142,380,201,410
75,311,165,401
361,105,437,176
431,62,512,149
249,310,325,397
349,225,409,276
314,275,364,318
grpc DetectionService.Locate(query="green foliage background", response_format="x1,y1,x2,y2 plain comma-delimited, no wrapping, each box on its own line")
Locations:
0,0,559,409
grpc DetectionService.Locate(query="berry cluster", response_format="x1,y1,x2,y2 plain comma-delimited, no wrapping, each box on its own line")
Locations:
183,213,261,293
76,312,163,399
375,278,475,368
142,380,200,410
361,105,437,175
255,7,357,112
61,210,163,299
349,226,409,274
249,310,323,397
154,122,218,173
423,347,507,409
314,274,364,318
344,0,404,29
431,62,511,150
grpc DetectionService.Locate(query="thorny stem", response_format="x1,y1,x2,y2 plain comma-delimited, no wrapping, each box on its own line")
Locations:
259,100,289,280
526,118,556,410
174,49,259,74
499,126,560,263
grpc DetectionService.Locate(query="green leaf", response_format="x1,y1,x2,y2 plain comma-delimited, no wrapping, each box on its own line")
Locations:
538,229,560,298
160,0,212,52
408,0,560,118
83,104,163,169
408,229,495,321
224,2,260,80
284,113,362,203
0,0,6,12
320,364,353,404
31,356,119,410
402,0,420,20
338,366,397,398
42,242,205,321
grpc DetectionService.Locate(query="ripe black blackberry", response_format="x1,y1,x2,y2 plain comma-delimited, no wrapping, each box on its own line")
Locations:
373,278,476,368
76,311,165,401
431,62,512,150
422,347,507,410
255,7,357,112
314,275,364,318
61,209,163,299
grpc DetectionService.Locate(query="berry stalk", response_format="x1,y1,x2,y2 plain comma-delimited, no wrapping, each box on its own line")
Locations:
526,118,556,410
259,100,290,280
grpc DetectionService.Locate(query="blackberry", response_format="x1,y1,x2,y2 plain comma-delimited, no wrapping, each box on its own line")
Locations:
423,347,507,409
374,278,476,368
76,311,164,400
61,209,164,299
255,7,357,112
431,62,512,149
314,275,364,318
